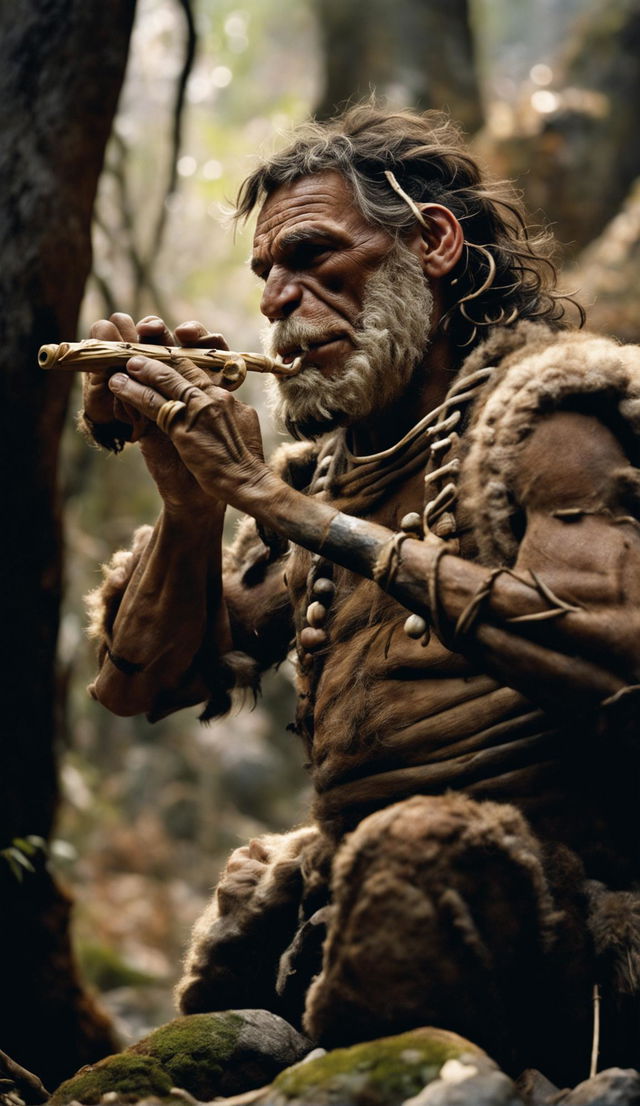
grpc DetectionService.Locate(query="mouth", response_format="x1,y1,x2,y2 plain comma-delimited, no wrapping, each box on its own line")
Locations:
278,335,348,366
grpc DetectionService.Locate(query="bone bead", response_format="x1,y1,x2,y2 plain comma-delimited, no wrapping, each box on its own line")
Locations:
400,512,423,534
307,563,332,591
312,577,336,602
306,601,328,628
300,626,328,652
404,613,428,639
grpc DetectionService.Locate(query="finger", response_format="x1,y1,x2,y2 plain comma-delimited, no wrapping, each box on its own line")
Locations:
90,317,126,341
126,355,215,404
109,313,138,342
108,373,167,425
108,369,214,432
128,352,223,395
174,321,229,351
136,315,176,345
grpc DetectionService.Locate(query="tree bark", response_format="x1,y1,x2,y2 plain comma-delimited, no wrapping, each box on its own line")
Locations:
479,0,640,259
0,0,136,1085
568,175,640,345
313,0,482,134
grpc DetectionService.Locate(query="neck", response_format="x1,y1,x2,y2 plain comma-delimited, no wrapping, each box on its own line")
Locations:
348,330,459,456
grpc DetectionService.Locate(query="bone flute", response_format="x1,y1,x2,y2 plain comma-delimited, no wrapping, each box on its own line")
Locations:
37,340,303,384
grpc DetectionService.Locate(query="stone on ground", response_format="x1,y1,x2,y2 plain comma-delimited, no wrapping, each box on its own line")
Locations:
245,1026,524,1106
49,1010,311,1104
558,1067,640,1105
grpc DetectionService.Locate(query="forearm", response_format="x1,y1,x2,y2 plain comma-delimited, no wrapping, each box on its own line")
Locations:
91,504,230,717
393,542,631,711
237,473,637,715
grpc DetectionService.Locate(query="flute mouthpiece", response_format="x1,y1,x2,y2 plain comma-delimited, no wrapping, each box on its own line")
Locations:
38,344,62,368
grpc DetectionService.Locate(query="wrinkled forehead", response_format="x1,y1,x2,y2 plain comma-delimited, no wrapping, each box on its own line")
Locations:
253,170,368,247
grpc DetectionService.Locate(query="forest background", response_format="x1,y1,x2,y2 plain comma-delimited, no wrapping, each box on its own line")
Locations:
1,0,640,1089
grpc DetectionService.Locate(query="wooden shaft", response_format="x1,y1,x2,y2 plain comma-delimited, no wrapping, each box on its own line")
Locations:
37,339,302,378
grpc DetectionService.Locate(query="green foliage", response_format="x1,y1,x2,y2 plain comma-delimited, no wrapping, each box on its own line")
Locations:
78,940,160,992
0,835,47,882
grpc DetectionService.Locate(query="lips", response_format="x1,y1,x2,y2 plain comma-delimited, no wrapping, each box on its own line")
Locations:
279,335,346,364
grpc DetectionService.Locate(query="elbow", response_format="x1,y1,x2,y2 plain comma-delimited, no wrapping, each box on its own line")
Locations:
89,668,154,717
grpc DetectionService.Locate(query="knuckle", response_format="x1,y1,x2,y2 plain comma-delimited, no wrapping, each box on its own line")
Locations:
142,386,158,407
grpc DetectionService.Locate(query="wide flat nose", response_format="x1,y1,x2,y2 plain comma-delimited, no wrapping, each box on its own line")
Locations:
260,267,303,321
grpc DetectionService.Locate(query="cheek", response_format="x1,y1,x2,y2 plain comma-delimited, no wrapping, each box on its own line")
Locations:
307,269,366,317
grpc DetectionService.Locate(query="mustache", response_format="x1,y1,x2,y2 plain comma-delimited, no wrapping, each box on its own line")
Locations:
264,318,347,359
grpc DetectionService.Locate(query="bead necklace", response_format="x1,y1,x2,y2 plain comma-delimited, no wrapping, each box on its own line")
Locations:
297,365,495,666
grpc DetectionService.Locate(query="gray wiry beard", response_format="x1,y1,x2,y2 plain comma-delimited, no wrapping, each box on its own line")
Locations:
262,240,434,440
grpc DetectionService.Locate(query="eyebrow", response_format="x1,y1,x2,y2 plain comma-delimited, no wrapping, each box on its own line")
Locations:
250,224,349,274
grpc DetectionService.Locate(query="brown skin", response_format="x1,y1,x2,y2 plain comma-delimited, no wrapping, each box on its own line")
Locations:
85,171,640,718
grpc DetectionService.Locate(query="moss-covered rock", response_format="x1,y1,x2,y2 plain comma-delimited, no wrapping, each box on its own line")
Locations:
127,1011,244,1099
49,1053,175,1106
256,1027,493,1106
50,1010,311,1104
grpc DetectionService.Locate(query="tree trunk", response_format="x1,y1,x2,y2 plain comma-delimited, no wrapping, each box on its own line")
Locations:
568,175,640,345
479,0,640,259
0,0,136,1086
313,0,482,134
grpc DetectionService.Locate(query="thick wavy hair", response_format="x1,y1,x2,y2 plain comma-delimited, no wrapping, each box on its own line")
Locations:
235,104,583,351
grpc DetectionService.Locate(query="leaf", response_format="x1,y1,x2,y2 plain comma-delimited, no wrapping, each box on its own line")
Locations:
7,848,35,873
13,836,38,856
25,834,47,851
4,855,24,882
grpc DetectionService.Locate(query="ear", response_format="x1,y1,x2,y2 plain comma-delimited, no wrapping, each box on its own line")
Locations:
410,203,464,279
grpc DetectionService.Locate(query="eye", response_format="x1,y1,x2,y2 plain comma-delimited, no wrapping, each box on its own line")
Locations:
292,242,334,269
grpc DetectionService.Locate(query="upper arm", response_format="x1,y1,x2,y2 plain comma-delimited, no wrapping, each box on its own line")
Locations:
223,515,294,671
511,410,640,675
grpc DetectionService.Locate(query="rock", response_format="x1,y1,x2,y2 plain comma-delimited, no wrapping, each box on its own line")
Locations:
402,1067,524,1104
248,1026,503,1106
559,1067,640,1105
50,1010,312,1104
515,1069,562,1105
49,1054,176,1106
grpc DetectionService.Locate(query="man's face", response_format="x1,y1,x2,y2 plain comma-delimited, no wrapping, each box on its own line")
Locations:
252,171,434,437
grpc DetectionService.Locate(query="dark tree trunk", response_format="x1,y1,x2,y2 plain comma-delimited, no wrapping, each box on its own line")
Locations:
569,176,640,344
480,0,640,259
313,0,482,134
0,0,136,1086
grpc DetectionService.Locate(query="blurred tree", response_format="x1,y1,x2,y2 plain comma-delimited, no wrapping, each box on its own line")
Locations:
480,0,640,258
0,0,136,1085
313,0,482,133
570,177,640,344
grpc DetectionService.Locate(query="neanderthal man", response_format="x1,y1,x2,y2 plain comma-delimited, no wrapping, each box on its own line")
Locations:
83,106,640,1084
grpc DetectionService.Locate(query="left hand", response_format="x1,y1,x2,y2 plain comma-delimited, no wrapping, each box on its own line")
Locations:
108,354,267,509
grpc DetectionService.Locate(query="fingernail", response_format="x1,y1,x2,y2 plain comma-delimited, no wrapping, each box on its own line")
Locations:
109,373,128,390
127,357,146,371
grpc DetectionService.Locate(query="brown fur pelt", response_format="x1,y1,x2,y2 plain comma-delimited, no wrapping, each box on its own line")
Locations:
585,880,640,996
459,323,640,565
85,524,153,658
225,438,319,584
303,793,594,1084
175,825,319,1017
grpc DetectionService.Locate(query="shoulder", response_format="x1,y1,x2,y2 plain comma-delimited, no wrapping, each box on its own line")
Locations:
459,324,640,564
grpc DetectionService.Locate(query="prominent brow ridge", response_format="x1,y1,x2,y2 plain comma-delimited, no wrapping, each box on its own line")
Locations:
251,224,347,273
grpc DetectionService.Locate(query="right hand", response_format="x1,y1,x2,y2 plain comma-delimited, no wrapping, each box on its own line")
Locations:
84,313,232,513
